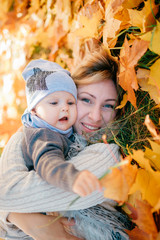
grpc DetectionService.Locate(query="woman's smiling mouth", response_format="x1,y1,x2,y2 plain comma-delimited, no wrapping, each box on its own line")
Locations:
82,123,100,131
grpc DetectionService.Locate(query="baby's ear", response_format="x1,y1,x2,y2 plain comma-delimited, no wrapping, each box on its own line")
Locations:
30,108,36,115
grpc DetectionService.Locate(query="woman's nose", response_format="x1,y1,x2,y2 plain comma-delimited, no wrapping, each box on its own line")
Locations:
88,105,102,122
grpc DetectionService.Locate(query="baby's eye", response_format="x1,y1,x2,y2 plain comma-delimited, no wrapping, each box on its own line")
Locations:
68,102,75,105
50,102,58,105
81,98,91,104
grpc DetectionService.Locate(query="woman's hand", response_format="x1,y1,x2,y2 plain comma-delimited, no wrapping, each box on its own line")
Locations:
72,170,102,197
8,212,84,240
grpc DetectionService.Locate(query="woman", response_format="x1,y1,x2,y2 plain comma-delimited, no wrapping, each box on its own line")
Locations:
0,46,132,239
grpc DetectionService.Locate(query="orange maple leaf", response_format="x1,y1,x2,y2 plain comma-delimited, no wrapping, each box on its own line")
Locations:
118,38,149,108
126,226,152,240
126,199,158,240
144,115,160,144
100,156,137,204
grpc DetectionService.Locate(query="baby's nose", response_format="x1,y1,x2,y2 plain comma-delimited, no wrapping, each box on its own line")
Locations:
61,104,69,111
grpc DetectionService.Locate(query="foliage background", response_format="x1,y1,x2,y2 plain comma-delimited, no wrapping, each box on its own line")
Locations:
0,0,160,239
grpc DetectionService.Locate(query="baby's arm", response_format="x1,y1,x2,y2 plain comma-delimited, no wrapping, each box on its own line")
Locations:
0,131,105,212
24,127,80,192
0,129,120,238
73,170,102,196
25,127,102,197
0,129,120,212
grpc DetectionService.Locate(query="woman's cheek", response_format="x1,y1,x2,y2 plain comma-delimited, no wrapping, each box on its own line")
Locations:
73,102,86,134
77,101,85,119
103,110,116,124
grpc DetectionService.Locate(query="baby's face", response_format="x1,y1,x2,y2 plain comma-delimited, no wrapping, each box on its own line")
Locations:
32,91,77,131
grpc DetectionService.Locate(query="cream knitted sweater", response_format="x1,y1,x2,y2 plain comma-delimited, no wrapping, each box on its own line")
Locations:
0,130,120,239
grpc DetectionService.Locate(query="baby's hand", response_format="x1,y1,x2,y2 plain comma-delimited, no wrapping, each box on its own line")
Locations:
72,170,102,197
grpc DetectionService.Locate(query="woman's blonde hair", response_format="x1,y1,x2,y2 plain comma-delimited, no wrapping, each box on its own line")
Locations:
72,46,119,88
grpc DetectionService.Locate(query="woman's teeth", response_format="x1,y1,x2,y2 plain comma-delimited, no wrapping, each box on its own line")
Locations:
83,123,99,130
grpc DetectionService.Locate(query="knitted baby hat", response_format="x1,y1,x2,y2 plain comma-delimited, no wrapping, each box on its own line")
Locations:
22,59,77,111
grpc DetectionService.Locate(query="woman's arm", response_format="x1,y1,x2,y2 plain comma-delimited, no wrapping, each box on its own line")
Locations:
8,213,84,240
0,130,120,213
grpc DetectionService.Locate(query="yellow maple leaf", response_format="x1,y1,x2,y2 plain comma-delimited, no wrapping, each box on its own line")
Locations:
130,149,160,208
67,0,104,48
103,0,121,47
100,157,137,204
73,3,104,39
128,0,158,33
115,8,131,29
148,58,160,90
119,38,149,108
141,21,160,55
122,0,143,9
0,0,13,14
28,0,40,14
116,93,128,109
137,68,160,104
104,0,131,48
76,12,103,38
145,146,160,172
154,199,160,212
72,0,84,14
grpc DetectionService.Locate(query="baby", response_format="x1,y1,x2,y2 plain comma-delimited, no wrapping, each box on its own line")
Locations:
20,59,101,196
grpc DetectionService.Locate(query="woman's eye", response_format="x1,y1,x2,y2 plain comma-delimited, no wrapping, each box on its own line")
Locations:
103,104,114,109
81,98,91,104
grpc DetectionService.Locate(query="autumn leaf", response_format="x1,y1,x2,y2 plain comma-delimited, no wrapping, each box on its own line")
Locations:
118,38,149,108
126,199,158,239
116,93,128,109
122,0,143,9
144,115,160,144
54,0,72,32
14,0,28,15
154,200,160,212
128,0,158,33
72,0,84,14
0,0,13,14
71,0,104,40
28,0,41,14
137,68,160,104
103,0,131,48
100,157,137,204
141,21,160,55
126,226,152,240
103,0,121,47
130,149,160,208
145,143,160,171
148,58,160,90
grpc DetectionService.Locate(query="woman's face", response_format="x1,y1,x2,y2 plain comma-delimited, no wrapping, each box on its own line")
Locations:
74,79,118,135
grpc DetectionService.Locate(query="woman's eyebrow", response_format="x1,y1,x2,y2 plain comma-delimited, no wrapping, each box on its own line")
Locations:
104,99,117,102
78,92,117,101
78,92,96,98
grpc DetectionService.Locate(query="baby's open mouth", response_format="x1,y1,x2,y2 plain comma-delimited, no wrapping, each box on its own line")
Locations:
59,117,68,121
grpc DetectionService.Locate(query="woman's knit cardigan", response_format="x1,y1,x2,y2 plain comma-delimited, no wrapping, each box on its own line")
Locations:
0,129,120,239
